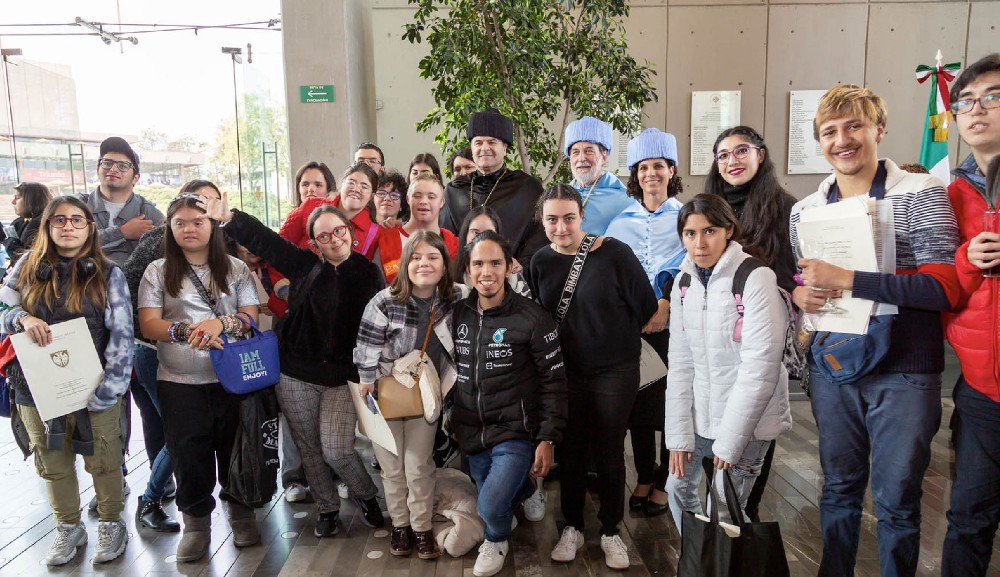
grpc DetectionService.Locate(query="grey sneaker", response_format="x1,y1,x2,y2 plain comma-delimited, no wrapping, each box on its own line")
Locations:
45,522,87,566
89,479,130,513
91,519,128,564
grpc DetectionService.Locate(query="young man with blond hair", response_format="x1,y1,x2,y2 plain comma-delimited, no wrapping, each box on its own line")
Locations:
790,84,960,577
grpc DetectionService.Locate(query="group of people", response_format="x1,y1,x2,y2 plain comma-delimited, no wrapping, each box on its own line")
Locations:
2,51,999,577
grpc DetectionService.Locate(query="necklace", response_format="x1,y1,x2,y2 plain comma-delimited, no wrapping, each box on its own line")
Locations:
469,167,509,210
188,261,208,268
578,178,599,209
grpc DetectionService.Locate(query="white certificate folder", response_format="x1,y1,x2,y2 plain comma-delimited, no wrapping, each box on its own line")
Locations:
10,317,104,421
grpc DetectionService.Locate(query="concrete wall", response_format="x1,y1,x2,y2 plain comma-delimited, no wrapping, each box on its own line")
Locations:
284,0,1000,199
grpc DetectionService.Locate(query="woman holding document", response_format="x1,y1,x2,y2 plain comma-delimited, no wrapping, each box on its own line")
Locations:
137,194,260,562
0,196,133,566
354,230,468,559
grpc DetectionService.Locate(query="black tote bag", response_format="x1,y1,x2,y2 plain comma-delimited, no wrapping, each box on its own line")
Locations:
678,468,790,577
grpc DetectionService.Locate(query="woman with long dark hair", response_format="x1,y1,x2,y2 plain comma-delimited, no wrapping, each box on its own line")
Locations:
355,230,468,559
203,191,387,540
528,185,657,569
3,181,53,263
137,195,260,562
705,126,797,292
2,196,133,566
453,206,531,297
605,128,687,517
703,126,798,522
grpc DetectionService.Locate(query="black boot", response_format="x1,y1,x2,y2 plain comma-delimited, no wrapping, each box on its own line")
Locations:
136,496,180,532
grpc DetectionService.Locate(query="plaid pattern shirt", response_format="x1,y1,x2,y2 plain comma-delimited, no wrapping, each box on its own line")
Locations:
354,283,470,386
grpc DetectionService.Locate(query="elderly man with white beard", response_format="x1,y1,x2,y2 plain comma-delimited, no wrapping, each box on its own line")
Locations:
563,117,630,235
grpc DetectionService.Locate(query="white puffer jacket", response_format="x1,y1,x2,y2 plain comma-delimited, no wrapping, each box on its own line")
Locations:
665,241,792,464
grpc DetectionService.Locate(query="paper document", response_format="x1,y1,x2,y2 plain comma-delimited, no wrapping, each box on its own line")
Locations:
10,317,104,421
347,381,398,456
796,214,878,334
639,339,667,390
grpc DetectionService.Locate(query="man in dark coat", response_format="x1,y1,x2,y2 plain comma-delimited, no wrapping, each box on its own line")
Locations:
439,108,547,263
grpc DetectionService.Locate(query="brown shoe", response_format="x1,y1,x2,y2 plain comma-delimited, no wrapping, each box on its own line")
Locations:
390,526,413,556
414,529,441,559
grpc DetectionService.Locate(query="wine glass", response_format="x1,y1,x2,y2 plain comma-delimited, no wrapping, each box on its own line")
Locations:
797,239,845,314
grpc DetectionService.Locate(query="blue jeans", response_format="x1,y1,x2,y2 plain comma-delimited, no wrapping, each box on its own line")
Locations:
810,368,941,577
467,440,535,542
134,344,174,503
941,376,1000,577
666,434,770,534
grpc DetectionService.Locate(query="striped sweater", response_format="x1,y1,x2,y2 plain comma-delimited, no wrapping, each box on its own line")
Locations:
790,158,961,375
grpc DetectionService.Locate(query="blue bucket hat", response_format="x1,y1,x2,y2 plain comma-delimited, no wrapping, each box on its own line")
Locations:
626,128,678,170
564,116,614,157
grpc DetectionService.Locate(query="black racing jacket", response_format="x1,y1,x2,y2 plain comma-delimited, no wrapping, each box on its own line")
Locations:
450,285,567,455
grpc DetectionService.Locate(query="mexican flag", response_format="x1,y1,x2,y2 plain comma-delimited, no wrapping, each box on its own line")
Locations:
915,58,961,184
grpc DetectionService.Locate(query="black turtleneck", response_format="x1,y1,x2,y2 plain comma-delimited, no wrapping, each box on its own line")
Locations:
722,183,751,220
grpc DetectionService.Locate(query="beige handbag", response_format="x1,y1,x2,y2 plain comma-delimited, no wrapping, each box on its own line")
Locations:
376,305,437,420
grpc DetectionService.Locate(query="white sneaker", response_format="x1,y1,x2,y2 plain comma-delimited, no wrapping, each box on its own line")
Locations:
285,483,308,503
92,519,128,564
550,526,584,562
600,534,630,570
522,487,545,522
337,482,349,500
473,539,509,577
45,522,87,566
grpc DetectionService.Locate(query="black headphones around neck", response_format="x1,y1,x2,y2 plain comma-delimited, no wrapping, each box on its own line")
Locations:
35,258,98,282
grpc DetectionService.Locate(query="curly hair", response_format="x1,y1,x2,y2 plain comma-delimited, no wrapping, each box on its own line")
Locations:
625,159,683,202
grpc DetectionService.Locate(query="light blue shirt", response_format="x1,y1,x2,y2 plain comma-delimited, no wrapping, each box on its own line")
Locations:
572,171,631,236
605,196,686,299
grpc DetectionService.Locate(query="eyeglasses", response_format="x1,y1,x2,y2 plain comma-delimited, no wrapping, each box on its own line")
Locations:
357,157,383,166
313,226,349,244
98,158,135,173
714,145,761,164
374,190,401,201
49,215,92,229
343,178,372,192
950,94,1000,115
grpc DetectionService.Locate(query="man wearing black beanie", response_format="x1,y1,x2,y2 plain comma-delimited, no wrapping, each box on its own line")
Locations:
439,108,546,263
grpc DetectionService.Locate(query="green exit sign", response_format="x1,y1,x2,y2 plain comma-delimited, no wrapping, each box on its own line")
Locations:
300,85,334,103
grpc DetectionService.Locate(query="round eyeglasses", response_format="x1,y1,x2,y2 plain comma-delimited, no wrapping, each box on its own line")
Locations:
314,226,349,244
714,145,761,164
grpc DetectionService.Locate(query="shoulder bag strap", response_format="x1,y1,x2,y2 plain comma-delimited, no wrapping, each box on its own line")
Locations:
360,223,379,256
553,233,597,325
186,265,222,317
418,304,437,361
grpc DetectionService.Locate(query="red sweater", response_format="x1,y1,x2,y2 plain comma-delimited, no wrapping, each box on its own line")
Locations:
278,196,381,260
944,176,1000,401
377,226,459,283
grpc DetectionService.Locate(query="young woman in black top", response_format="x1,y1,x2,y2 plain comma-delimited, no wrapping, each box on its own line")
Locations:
203,191,386,539
704,125,798,521
527,185,657,570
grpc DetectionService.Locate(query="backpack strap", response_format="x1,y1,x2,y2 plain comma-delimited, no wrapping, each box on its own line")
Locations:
678,272,692,303
731,258,766,343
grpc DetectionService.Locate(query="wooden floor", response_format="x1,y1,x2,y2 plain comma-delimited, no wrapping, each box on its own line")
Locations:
0,397,998,577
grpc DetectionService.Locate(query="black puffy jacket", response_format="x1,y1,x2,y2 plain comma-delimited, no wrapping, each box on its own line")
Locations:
450,285,567,455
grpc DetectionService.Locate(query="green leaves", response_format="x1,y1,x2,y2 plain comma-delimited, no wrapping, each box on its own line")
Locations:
404,0,655,185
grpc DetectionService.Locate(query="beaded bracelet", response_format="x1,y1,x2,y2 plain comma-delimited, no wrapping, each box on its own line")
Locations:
167,321,180,342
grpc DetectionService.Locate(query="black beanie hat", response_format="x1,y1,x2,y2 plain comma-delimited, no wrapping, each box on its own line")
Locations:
467,108,514,146
99,136,140,173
